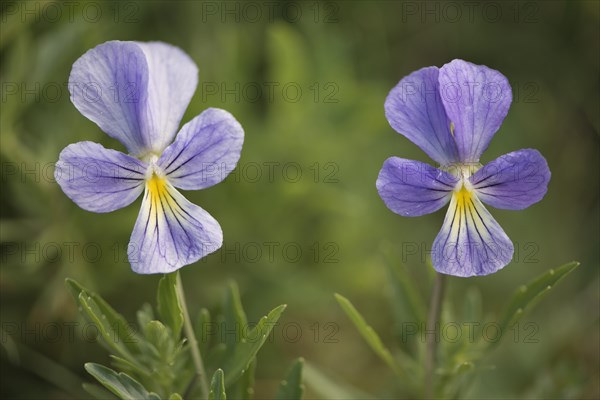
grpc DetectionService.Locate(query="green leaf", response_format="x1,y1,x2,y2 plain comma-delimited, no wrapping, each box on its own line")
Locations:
168,394,183,400
157,273,183,338
209,369,226,400
334,293,406,378
143,320,175,358
276,358,304,400
84,363,160,400
303,361,371,400
77,292,142,366
66,279,140,357
499,262,580,332
223,304,287,387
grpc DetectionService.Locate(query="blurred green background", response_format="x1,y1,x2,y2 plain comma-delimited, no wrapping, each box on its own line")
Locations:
1,0,598,398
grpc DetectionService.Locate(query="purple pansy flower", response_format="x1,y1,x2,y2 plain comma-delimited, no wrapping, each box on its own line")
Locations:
377,59,550,277
55,41,244,274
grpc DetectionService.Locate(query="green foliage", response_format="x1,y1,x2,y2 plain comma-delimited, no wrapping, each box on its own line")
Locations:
499,261,581,333
157,274,184,338
84,363,161,400
336,262,581,398
67,278,294,399
334,293,409,379
208,369,226,400
276,358,305,400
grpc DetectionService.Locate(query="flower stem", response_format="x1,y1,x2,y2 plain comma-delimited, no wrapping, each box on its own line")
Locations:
424,272,446,399
175,271,209,399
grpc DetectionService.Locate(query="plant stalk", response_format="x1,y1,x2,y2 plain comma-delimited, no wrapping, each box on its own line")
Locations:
175,271,209,399
424,273,446,399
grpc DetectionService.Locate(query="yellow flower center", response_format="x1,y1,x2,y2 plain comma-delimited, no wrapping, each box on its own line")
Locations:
147,173,169,205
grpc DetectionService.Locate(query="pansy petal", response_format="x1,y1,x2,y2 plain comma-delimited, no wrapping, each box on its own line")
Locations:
376,157,459,217
385,67,459,165
438,59,512,162
128,177,222,274
470,149,550,210
432,189,513,277
55,141,146,212
135,41,199,153
69,41,198,156
158,108,244,190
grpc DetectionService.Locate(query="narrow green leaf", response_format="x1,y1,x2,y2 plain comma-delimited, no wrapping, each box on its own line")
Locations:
223,304,287,387
109,355,151,378
499,262,580,332
143,320,175,357
157,273,183,338
84,363,160,400
209,369,226,400
66,279,140,356
276,358,304,400
78,292,141,365
334,293,406,378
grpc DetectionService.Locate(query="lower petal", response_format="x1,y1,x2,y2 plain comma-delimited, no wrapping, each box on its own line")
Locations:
432,188,513,277
128,176,223,274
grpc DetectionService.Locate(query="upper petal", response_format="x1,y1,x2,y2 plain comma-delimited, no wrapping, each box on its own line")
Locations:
385,67,459,165
470,149,550,210
128,177,223,274
158,108,244,190
438,59,512,162
55,141,146,212
376,157,458,217
69,41,198,156
135,42,199,153
432,188,514,277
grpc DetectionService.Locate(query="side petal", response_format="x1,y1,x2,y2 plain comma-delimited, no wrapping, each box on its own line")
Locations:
385,67,459,165
376,157,458,217
438,59,512,162
470,149,551,210
69,41,198,156
158,108,244,190
55,141,146,212
432,189,514,277
128,177,223,274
